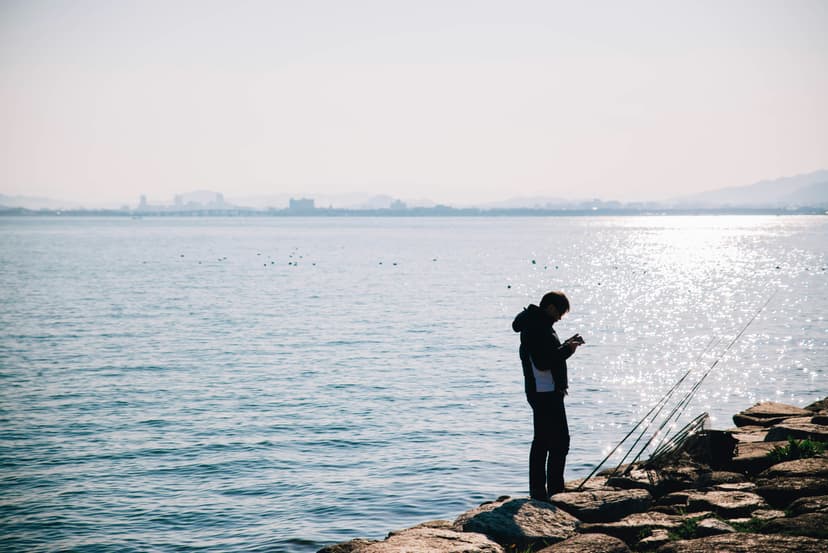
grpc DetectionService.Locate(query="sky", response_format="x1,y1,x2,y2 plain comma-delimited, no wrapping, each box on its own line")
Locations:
1,0,827,206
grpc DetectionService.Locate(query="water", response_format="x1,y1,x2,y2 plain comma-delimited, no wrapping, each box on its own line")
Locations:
1,215,826,552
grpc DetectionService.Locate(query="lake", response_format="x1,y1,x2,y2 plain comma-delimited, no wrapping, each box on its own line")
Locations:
1,215,825,552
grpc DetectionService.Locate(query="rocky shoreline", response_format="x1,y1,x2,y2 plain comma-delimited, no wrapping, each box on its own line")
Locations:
319,397,828,553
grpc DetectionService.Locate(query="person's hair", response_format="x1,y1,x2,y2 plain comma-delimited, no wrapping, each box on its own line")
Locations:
539,291,570,314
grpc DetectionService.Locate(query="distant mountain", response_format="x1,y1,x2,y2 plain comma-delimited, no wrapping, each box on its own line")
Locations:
474,196,573,209
675,170,828,208
0,193,85,210
228,192,432,209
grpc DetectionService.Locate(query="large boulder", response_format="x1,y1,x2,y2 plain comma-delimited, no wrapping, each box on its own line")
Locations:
765,421,828,442
733,403,811,428
655,533,828,553
536,533,630,553
453,497,579,549
760,512,828,539
550,489,651,522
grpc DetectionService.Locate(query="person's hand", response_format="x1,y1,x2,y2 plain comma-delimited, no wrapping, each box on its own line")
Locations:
565,334,584,352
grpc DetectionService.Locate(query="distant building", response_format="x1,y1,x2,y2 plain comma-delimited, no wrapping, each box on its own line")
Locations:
288,198,315,211
390,199,407,210
138,195,148,210
215,193,224,206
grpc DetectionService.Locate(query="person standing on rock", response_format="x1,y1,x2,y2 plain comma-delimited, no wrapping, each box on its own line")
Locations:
512,291,584,501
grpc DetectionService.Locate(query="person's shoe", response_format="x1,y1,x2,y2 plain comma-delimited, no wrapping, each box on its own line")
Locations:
530,493,551,503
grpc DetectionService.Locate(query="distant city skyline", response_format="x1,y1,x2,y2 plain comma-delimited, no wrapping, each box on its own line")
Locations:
2,1,827,206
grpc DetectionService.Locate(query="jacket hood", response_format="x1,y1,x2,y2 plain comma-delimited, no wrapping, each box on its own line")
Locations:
512,304,551,332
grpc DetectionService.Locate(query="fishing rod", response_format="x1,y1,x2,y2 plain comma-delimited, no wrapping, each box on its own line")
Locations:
577,286,778,489
645,412,709,467
605,336,721,479
575,335,720,490
624,288,779,471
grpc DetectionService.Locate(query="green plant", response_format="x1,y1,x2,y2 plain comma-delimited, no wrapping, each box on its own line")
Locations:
768,437,826,463
729,517,765,533
668,516,705,540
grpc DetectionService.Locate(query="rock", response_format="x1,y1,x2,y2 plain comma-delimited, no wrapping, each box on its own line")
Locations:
728,441,787,475
317,521,503,553
750,509,787,521
728,426,769,442
655,533,828,553
733,402,812,426
693,471,746,489
760,512,828,539
453,497,579,549
765,421,828,442
536,533,631,552
713,482,757,492
636,528,671,551
579,511,697,544
566,476,612,491
804,397,828,412
759,456,828,478
754,457,828,506
755,477,828,508
550,489,651,522
788,494,828,515
606,465,702,497
733,414,793,428
684,431,737,469
811,415,828,425
318,539,379,553
694,517,735,537
373,526,504,552
656,490,769,518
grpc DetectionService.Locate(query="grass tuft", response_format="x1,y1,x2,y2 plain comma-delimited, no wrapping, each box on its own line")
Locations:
767,437,825,463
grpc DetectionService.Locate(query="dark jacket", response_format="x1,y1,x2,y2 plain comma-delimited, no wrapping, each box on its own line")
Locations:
512,304,572,395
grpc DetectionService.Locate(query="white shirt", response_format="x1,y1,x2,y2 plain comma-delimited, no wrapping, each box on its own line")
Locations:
531,357,556,392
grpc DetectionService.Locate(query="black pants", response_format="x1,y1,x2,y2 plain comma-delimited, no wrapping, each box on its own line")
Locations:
527,391,570,499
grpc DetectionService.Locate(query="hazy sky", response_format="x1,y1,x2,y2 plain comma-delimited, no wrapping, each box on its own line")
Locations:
1,0,827,205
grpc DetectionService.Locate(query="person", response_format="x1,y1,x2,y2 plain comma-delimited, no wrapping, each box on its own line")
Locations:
512,291,584,501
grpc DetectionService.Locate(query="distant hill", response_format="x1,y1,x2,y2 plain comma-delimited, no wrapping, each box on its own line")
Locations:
0,193,85,210
474,196,572,209
675,170,828,208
